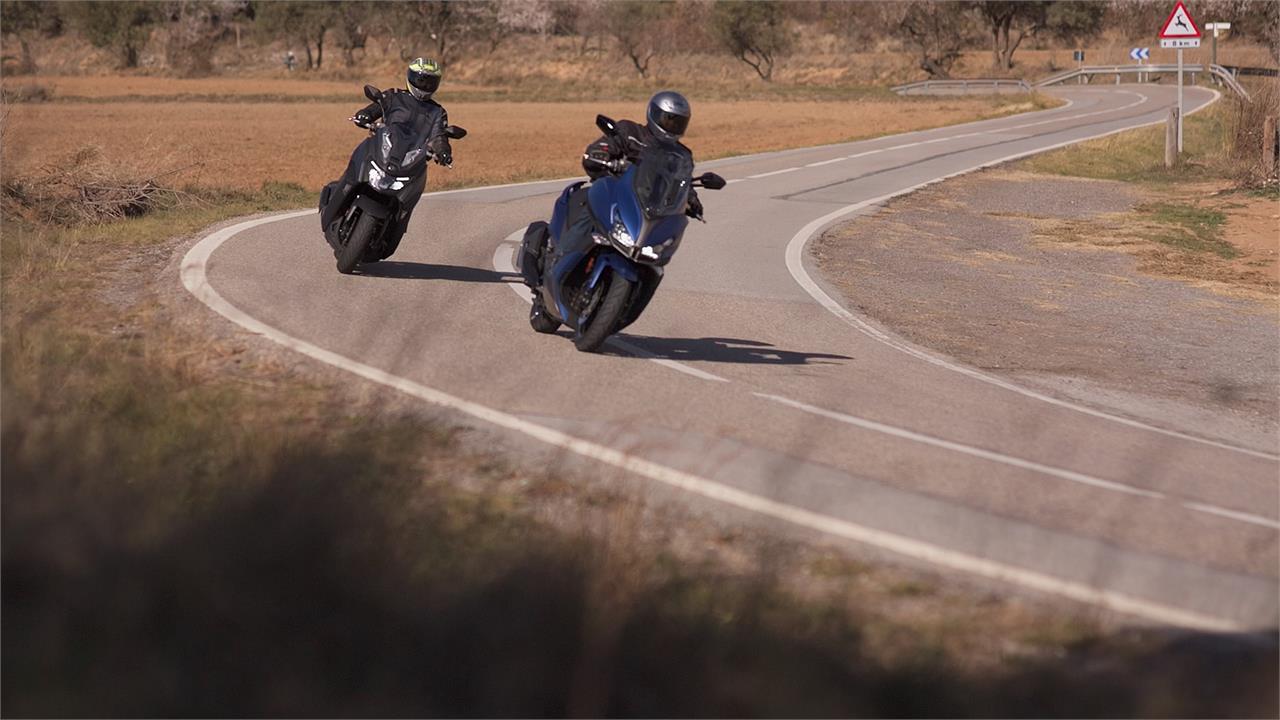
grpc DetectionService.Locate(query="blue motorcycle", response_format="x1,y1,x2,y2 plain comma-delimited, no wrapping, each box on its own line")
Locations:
516,115,726,352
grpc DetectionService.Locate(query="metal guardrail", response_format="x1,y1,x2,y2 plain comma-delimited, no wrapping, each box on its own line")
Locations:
1034,63,1251,101
1220,65,1279,78
890,78,1032,95
893,64,1258,102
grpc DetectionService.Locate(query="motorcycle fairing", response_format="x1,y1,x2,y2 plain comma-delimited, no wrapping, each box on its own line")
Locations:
550,181,588,245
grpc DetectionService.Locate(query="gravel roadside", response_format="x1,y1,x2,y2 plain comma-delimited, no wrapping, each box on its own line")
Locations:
814,169,1279,447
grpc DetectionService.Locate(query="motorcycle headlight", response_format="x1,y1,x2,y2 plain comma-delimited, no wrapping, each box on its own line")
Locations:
609,207,635,248
368,161,407,191
368,160,390,190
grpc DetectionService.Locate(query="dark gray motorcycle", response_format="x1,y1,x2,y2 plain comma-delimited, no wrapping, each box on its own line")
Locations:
319,85,466,274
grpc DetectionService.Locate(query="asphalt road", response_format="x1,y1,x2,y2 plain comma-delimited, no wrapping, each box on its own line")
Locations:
183,84,1279,631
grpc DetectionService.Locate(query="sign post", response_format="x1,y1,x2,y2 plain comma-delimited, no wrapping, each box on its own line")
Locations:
1204,22,1230,67
1129,47,1150,81
1159,0,1202,153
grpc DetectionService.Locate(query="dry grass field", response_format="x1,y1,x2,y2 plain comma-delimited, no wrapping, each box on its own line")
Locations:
3,91,1048,192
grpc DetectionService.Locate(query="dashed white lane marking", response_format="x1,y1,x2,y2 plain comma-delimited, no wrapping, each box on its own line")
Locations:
756,393,1166,499
1182,501,1280,531
748,167,802,179
734,91,1148,184
493,234,730,384
496,238,1275,528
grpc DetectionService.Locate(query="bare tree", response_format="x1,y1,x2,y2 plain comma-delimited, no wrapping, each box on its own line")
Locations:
712,1,792,81
897,2,971,78
65,1,157,69
971,1,1052,71
601,1,672,78
1,1,63,73
334,1,369,68
255,1,333,70
164,1,245,77
388,1,500,68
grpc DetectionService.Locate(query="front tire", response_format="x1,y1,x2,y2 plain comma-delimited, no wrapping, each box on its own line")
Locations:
336,211,378,274
573,273,633,353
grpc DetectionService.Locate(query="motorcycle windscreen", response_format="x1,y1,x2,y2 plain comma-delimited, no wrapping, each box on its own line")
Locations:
378,121,433,173
632,144,694,218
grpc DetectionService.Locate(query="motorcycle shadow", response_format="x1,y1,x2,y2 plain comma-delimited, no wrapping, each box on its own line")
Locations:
356,261,519,284
608,335,852,366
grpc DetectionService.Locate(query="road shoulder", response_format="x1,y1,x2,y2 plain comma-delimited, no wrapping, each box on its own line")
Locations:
814,168,1278,449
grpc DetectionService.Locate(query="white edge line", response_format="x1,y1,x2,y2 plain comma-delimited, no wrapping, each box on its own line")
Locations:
784,89,1278,462
178,91,1249,633
755,393,1165,499
182,218,1245,632
493,237,730,384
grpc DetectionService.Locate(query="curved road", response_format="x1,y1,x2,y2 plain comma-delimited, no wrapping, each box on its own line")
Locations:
183,85,1279,630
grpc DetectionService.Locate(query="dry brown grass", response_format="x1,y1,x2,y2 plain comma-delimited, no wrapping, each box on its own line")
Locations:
2,145,203,226
2,96,1040,192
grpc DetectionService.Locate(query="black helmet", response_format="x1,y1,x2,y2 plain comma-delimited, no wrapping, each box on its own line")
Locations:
646,90,691,142
406,57,442,100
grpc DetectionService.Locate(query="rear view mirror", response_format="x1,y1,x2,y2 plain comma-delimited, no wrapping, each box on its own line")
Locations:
445,125,467,139
596,114,617,135
363,84,382,102
697,172,726,190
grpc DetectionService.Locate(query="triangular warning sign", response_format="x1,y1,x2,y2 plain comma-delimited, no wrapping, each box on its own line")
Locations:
1159,1,1201,38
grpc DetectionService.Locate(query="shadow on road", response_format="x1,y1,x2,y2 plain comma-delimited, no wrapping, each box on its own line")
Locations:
357,261,518,283
613,335,852,365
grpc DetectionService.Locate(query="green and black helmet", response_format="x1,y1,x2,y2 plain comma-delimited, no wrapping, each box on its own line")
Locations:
407,57,441,100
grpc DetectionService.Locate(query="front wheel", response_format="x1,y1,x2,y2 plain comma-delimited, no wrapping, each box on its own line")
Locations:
336,211,379,274
573,273,633,353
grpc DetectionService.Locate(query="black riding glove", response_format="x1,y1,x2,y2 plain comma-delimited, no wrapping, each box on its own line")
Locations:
352,110,374,128
686,193,704,220
430,137,453,166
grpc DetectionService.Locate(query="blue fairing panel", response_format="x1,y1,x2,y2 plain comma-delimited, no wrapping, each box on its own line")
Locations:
587,251,640,290
588,168,643,240
550,181,586,243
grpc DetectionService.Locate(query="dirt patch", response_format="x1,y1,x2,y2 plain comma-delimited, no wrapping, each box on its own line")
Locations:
815,170,1280,432
1223,195,1280,285
1,96,1045,192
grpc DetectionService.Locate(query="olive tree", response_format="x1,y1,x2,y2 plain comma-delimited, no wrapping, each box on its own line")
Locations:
65,1,157,69
601,1,672,78
897,1,973,78
712,1,792,81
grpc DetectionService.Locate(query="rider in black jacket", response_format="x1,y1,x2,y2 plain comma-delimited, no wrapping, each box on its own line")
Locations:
539,91,702,275
322,58,452,257
581,90,703,221
352,57,453,164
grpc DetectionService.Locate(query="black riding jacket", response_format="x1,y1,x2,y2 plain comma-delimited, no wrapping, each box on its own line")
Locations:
356,88,452,159
582,119,702,218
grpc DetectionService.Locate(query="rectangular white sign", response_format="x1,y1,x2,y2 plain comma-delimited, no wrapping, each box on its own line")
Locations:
1161,38,1201,48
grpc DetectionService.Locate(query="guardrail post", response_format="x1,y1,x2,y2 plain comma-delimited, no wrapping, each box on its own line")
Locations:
1165,107,1179,168
1265,115,1278,176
